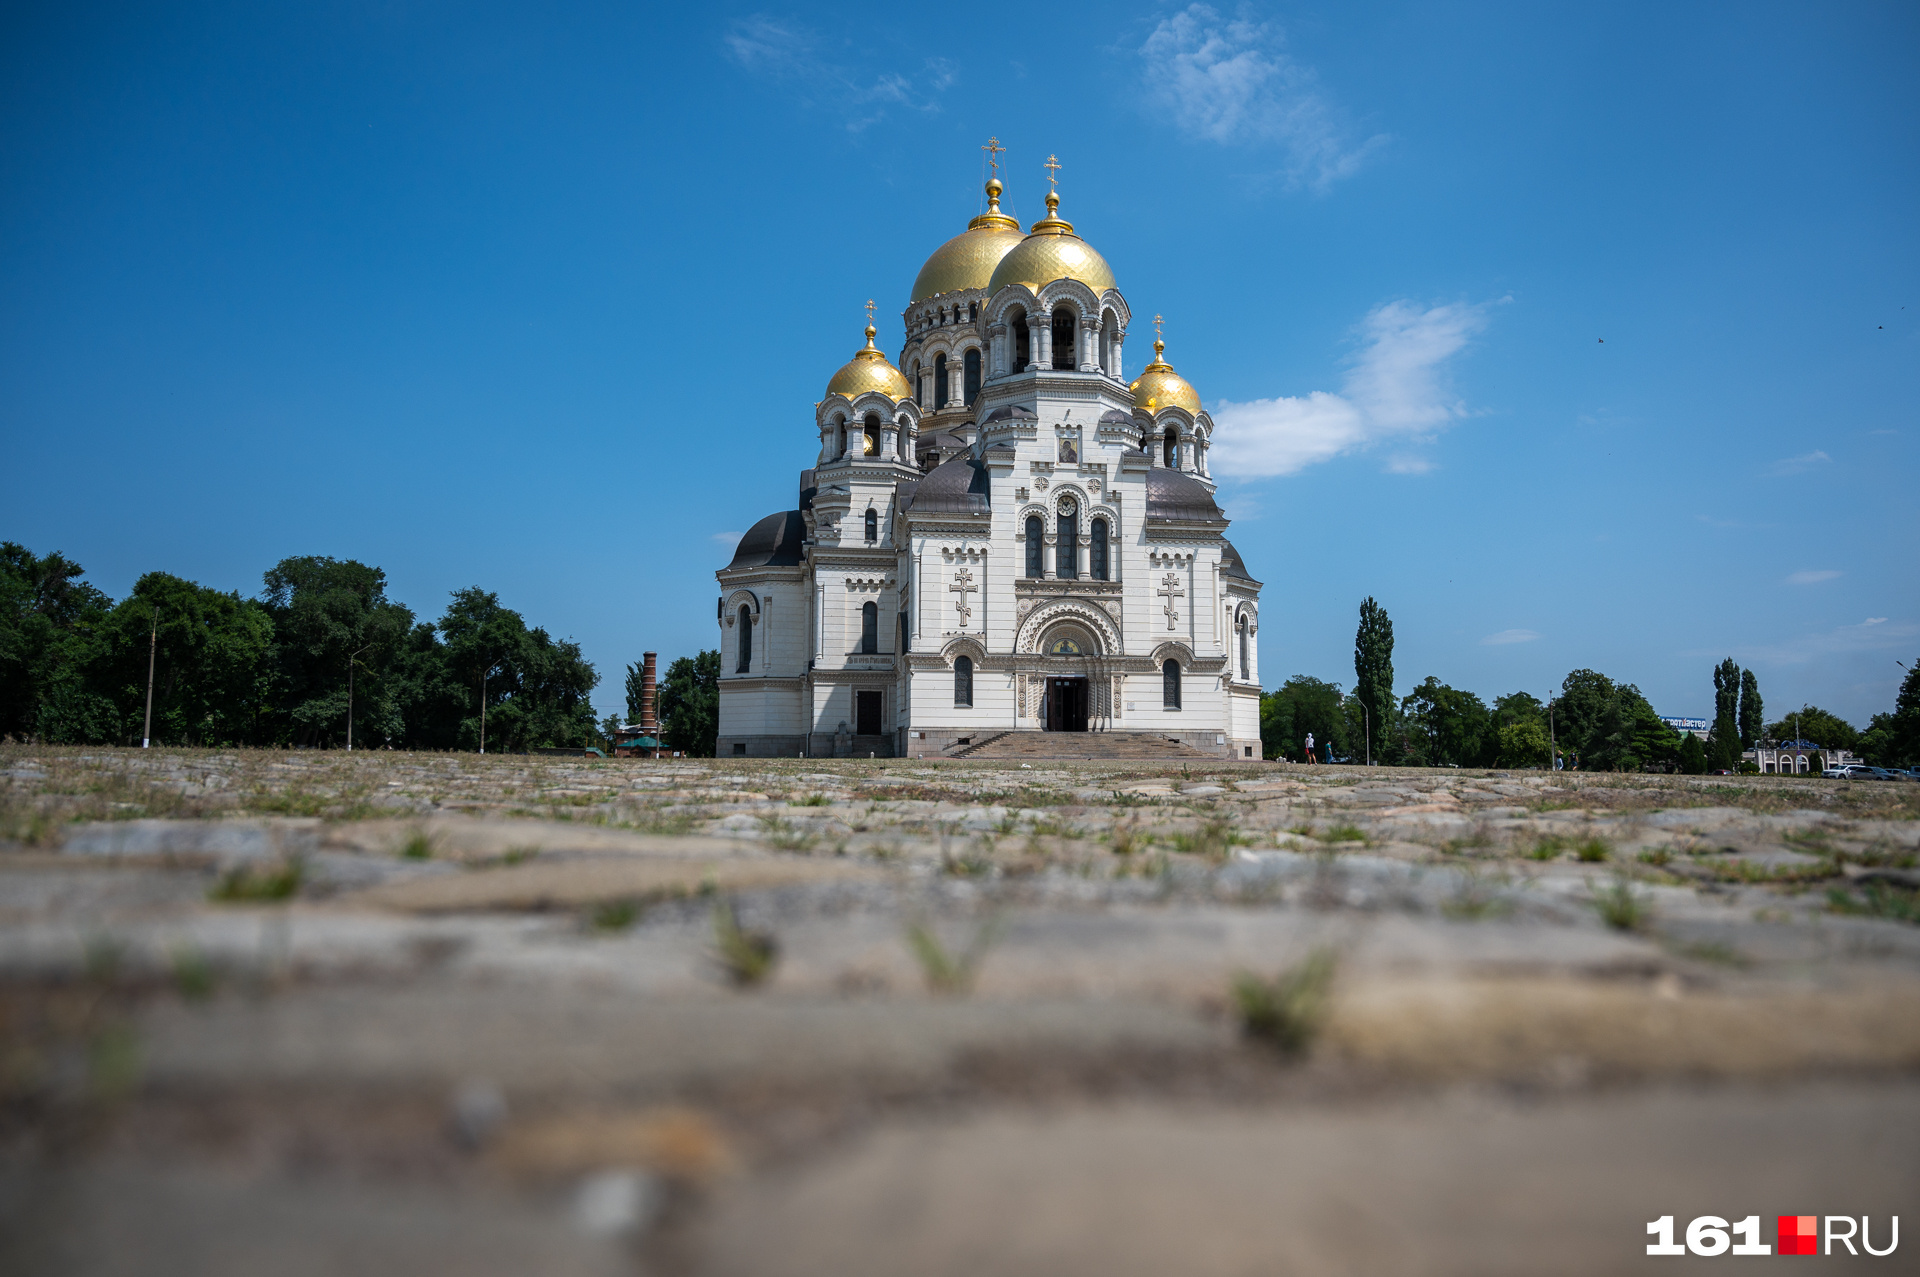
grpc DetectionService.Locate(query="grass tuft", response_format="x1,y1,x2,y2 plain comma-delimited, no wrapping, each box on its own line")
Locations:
1590,873,1650,931
209,859,303,903
906,916,1000,995
712,898,779,985
589,898,639,931
400,827,437,860
1826,880,1920,925
1574,836,1611,863
1230,948,1336,1056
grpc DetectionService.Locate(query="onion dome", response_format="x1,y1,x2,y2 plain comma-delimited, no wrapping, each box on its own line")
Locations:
825,323,912,402
910,178,1026,303
986,189,1117,295
1128,337,1201,415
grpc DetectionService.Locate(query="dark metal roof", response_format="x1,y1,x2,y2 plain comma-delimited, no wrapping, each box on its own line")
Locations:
1098,409,1132,426
982,405,1037,423
726,510,806,569
1144,468,1225,523
1219,538,1259,583
906,453,991,515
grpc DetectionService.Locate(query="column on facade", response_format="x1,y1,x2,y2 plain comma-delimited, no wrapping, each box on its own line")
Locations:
988,323,1006,378
1033,307,1052,370
1080,316,1098,371
1107,328,1123,381
880,420,897,460
947,354,964,406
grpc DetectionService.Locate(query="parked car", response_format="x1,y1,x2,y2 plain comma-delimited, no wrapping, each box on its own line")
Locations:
1837,764,1878,779
1821,767,1850,778
1709,768,1737,776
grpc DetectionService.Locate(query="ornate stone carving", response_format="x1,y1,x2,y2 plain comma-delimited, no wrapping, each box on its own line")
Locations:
949,567,977,629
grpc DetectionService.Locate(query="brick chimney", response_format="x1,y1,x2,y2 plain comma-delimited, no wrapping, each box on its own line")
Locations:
639,652,658,736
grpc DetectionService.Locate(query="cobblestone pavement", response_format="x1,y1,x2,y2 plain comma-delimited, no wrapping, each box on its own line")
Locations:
3,747,1916,1274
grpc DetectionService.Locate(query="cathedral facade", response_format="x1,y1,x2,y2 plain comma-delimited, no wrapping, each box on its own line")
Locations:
714,171,1262,759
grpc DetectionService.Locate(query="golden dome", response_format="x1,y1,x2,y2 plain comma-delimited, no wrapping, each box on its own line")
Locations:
1128,339,1201,415
985,191,1117,296
910,178,1025,302
825,324,912,402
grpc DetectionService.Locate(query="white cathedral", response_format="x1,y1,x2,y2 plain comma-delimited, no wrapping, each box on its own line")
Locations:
714,166,1262,759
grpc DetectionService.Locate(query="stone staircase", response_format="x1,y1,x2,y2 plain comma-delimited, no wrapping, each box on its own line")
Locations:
946,731,1217,761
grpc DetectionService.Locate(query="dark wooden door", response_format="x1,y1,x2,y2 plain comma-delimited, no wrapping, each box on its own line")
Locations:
1045,678,1087,732
854,690,882,736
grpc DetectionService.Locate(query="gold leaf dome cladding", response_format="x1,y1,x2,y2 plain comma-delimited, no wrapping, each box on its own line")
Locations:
1128,339,1201,415
985,190,1116,296
825,324,912,402
910,177,1024,303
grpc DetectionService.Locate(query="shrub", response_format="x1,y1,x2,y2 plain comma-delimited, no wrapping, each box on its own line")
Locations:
712,898,778,985
1231,948,1336,1056
1590,874,1650,930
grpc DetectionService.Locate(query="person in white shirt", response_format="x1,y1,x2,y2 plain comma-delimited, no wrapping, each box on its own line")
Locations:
1304,731,1317,764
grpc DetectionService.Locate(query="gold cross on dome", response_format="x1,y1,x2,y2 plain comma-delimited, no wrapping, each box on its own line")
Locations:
982,136,1004,176
865,299,875,324
1043,154,1061,193
1154,314,1164,341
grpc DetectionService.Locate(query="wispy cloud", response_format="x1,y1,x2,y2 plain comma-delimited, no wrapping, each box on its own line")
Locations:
1138,4,1387,192
1731,617,1918,666
712,531,743,547
1784,569,1842,586
723,16,955,131
1210,298,1497,477
1767,450,1830,476
1481,629,1541,646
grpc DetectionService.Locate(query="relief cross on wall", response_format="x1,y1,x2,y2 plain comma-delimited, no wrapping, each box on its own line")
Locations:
950,567,977,629
1157,572,1185,631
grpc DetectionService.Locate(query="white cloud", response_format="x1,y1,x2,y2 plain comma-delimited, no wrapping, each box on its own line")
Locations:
1383,453,1434,474
712,531,743,547
1138,4,1387,192
1784,569,1842,586
724,16,954,130
1210,299,1495,477
1481,629,1541,646
1732,617,1917,666
1767,450,1830,476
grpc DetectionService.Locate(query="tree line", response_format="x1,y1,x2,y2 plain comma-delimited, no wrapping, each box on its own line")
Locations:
1,542,601,752
1261,596,1920,771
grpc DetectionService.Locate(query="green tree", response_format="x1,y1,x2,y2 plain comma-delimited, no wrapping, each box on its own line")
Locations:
624,661,650,725
1400,676,1495,767
1676,732,1707,774
1552,669,1677,772
0,543,114,740
1763,706,1860,754
1260,676,1345,761
1737,669,1763,749
1497,719,1550,768
436,587,598,752
261,556,415,748
1352,597,1394,765
1708,658,1742,769
658,650,720,757
1858,660,1920,766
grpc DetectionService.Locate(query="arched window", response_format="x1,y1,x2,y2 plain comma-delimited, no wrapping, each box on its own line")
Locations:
954,654,973,707
1163,659,1182,709
968,301,978,322
1052,309,1077,370
910,362,922,409
834,418,847,458
1025,515,1044,578
1090,518,1109,581
1101,307,1120,375
1056,503,1078,579
737,605,753,673
1163,428,1178,470
897,418,911,459
1012,313,1031,370
1238,614,1250,681
864,508,878,541
934,354,949,409
898,611,909,654
963,348,981,405
863,414,880,456
860,601,877,654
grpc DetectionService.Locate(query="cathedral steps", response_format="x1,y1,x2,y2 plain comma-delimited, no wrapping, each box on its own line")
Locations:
943,731,1216,761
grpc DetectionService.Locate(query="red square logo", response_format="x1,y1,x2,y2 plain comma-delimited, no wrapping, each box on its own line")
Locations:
1778,1215,1818,1255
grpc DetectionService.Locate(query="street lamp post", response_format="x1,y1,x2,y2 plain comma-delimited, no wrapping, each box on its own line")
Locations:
345,643,371,751
141,606,158,749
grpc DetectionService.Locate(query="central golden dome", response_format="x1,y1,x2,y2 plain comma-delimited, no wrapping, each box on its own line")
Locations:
825,324,912,402
910,178,1024,303
986,191,1116,296
1128,339,1201,415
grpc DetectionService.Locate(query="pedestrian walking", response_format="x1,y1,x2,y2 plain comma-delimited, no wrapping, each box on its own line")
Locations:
1304,731,1317,764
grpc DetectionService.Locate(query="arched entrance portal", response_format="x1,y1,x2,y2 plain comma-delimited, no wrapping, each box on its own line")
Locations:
1039,625,1095,733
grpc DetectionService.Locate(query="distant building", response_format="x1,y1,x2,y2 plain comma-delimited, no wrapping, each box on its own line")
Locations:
1745,740,1859,774
1660,716,1710,740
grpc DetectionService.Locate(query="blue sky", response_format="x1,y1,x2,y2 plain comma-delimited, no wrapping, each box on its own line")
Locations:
3,1,1915,727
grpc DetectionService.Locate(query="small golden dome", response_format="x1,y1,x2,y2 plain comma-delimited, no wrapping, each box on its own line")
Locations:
985,190,1117,296
825,324,912,402
910,177,1025,303
1128,338,1201,415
